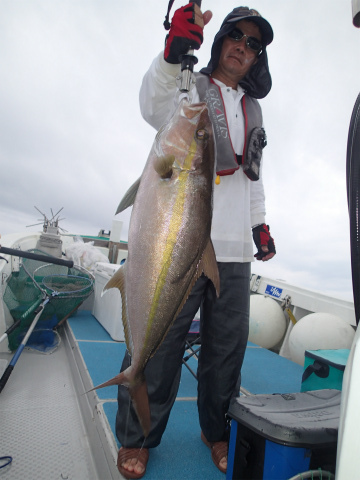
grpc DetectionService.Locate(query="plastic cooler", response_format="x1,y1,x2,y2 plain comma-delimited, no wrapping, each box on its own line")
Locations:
301,349,350,392
227,390,340,480
92,262,125,341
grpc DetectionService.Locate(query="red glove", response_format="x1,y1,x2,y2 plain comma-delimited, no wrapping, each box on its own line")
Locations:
164,3,204,64
252,224,276,260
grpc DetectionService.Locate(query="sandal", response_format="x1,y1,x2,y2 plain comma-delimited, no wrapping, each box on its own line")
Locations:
201,431,228,474
117,447,149,479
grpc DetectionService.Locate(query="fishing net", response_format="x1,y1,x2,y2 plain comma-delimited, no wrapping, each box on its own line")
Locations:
3,249,94,351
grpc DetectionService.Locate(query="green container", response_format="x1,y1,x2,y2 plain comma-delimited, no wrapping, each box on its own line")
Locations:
301,349,350,392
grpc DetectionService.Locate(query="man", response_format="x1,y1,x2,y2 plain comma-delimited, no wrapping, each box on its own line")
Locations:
116,5,275,478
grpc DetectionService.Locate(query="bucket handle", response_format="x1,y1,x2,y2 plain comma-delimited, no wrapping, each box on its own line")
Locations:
302,360,330,383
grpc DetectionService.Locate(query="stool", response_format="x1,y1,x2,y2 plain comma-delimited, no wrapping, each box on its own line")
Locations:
182,318,200,380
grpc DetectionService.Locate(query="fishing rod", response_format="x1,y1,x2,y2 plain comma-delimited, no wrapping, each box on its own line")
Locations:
164,0,202,95
179,0,202,94
0,297,43,347
0,245,74,268
0,295,50,393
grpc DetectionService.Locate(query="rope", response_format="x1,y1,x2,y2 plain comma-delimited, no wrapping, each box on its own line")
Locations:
285,307,297,325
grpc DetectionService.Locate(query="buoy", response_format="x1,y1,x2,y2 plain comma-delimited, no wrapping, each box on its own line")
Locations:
289,312,355,365
249,295,287,349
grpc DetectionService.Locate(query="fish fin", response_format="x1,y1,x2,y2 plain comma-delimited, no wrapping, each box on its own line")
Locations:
154,239,219,335
103,264,134,356
129,375,151,438
167,262,206,333
116,176,142,214
153,155,175,179
199,239,220,297
87,369,129,392
149,261,204,362
103,264,125,292
165,239,219,328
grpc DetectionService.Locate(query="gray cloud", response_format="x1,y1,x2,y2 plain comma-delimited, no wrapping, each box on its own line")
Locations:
1,0,359,301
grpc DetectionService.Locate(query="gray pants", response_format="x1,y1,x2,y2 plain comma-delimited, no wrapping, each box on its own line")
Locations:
116,262,250,448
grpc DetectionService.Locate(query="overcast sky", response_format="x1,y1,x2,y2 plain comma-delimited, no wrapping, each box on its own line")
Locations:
0,0,359,302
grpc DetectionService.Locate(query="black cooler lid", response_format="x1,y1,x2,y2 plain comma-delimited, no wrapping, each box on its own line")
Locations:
228,389,340,447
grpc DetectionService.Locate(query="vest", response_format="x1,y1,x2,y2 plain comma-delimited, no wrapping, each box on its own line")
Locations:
195,73,266,181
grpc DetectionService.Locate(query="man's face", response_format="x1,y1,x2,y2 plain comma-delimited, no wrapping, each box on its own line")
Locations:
216,20,262,84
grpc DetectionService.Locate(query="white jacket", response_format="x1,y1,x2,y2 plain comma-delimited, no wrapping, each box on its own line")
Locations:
139,53,267,263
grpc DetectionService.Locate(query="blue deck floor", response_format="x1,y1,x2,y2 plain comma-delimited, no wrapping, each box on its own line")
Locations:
68,310,304,480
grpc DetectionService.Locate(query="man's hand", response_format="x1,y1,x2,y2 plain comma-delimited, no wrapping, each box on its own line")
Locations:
194,4,213,28
252,224,276,261
164,3,212,64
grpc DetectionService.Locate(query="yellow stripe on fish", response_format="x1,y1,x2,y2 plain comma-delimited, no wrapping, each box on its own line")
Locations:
143,137,198,348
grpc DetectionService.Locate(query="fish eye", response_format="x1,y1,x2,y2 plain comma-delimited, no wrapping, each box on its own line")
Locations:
195,129,208,140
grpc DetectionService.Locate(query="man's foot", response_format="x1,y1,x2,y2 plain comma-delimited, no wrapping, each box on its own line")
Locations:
201,431,228,474
117,447,149,479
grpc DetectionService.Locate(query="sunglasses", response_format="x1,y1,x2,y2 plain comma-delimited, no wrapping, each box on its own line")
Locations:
227,28,262,53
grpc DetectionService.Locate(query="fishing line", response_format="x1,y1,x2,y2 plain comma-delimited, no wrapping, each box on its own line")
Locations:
138,439,147,460
124,390,132,444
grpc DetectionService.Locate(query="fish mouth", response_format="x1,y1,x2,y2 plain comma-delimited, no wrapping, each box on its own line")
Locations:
153,100,208,168
180,102,207,120
181,103,206,121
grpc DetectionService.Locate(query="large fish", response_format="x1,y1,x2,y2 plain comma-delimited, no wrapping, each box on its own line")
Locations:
93,99,219,438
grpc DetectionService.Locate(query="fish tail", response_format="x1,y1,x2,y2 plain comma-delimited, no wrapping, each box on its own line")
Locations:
87,371,128,392
129,375,151,438
86,368,151,438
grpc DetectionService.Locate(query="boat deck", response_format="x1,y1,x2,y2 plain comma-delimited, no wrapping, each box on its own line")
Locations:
0,309,304,479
